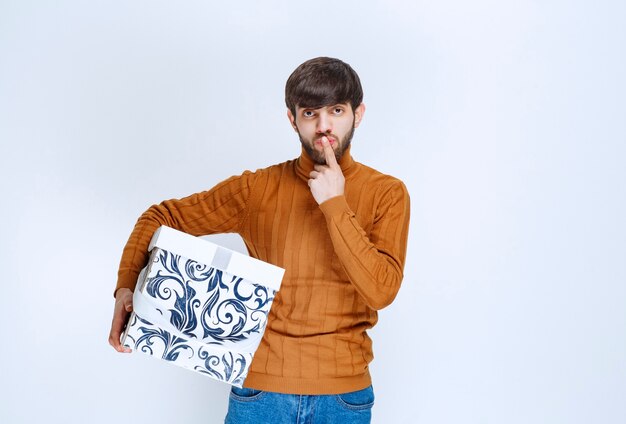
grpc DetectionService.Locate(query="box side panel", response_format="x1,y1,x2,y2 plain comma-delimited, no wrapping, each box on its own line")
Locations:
123,313,253,387
141,249,276,351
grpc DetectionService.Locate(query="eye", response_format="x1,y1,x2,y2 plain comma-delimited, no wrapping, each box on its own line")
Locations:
333,107,344,115
303,110,315,118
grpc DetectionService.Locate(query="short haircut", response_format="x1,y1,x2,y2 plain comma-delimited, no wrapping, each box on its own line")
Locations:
285,57,363,115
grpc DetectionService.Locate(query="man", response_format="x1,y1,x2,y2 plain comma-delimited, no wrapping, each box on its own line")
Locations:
109,57,410,424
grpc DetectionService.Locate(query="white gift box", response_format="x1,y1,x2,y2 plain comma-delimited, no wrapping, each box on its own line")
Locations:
121,225,284,387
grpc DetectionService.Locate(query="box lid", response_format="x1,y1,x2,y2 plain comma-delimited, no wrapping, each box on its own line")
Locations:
148,225,284,292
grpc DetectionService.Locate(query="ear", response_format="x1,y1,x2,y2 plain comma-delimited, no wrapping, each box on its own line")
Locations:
353,103,366,128
287,109,298,132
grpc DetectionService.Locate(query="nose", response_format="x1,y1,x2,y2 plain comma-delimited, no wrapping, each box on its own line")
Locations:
316,111,332,134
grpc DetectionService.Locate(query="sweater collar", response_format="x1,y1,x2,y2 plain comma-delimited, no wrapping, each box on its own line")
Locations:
295,145,358,181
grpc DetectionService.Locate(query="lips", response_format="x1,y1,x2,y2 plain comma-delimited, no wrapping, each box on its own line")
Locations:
315,136,336,146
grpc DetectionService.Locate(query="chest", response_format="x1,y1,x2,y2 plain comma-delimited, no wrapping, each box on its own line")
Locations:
242,178,377,257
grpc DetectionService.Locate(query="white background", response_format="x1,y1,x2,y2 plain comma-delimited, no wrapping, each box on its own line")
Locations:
1,1,625,423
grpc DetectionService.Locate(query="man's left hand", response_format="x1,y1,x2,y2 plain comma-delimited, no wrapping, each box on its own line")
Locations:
308,136,345,205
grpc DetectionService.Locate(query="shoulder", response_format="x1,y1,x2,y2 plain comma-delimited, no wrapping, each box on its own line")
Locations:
256,157,298,173
354,161,410,198
354,163,410,220
220,157,298,192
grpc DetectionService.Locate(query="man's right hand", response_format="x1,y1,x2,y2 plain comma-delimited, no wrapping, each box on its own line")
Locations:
108,287,133,353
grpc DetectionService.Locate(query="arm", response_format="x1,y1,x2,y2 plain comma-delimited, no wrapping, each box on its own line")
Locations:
319,181,410,310
108,171,258,352
114,170,258,296
308,138,410,310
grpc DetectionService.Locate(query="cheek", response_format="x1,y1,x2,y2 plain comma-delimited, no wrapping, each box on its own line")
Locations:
337,120,354,137
298,123,316,136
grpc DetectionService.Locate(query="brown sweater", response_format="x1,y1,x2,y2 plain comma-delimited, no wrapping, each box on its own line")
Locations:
116,146,410,395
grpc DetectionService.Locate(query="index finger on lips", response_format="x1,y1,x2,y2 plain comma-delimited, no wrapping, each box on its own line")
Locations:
322,137,339,167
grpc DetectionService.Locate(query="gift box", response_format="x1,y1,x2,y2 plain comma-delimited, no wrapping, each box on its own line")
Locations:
121,225,284,387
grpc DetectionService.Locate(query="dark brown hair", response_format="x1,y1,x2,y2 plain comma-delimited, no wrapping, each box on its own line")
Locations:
285,57,363,115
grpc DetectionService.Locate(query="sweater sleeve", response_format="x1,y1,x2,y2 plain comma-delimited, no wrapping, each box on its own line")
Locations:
114,171,257,297
318,180,411,310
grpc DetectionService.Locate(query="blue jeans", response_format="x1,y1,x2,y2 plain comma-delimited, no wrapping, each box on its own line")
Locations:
224,385,375,424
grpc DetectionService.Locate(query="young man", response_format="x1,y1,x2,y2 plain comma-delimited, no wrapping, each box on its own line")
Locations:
109,57,410,424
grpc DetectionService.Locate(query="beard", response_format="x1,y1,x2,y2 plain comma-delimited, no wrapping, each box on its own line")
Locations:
297,123,356,165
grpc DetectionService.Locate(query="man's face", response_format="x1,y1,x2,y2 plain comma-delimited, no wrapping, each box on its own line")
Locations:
288,102,365,165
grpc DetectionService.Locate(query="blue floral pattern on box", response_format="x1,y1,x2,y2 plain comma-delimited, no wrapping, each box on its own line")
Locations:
122,248,277,387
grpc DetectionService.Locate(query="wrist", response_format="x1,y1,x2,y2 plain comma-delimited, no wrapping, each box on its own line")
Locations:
115,287,133,299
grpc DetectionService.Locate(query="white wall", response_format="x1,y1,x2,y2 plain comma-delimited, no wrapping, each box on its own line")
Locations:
1,1,624,423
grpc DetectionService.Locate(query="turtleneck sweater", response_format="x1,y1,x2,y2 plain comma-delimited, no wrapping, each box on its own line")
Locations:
115,146,410,395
